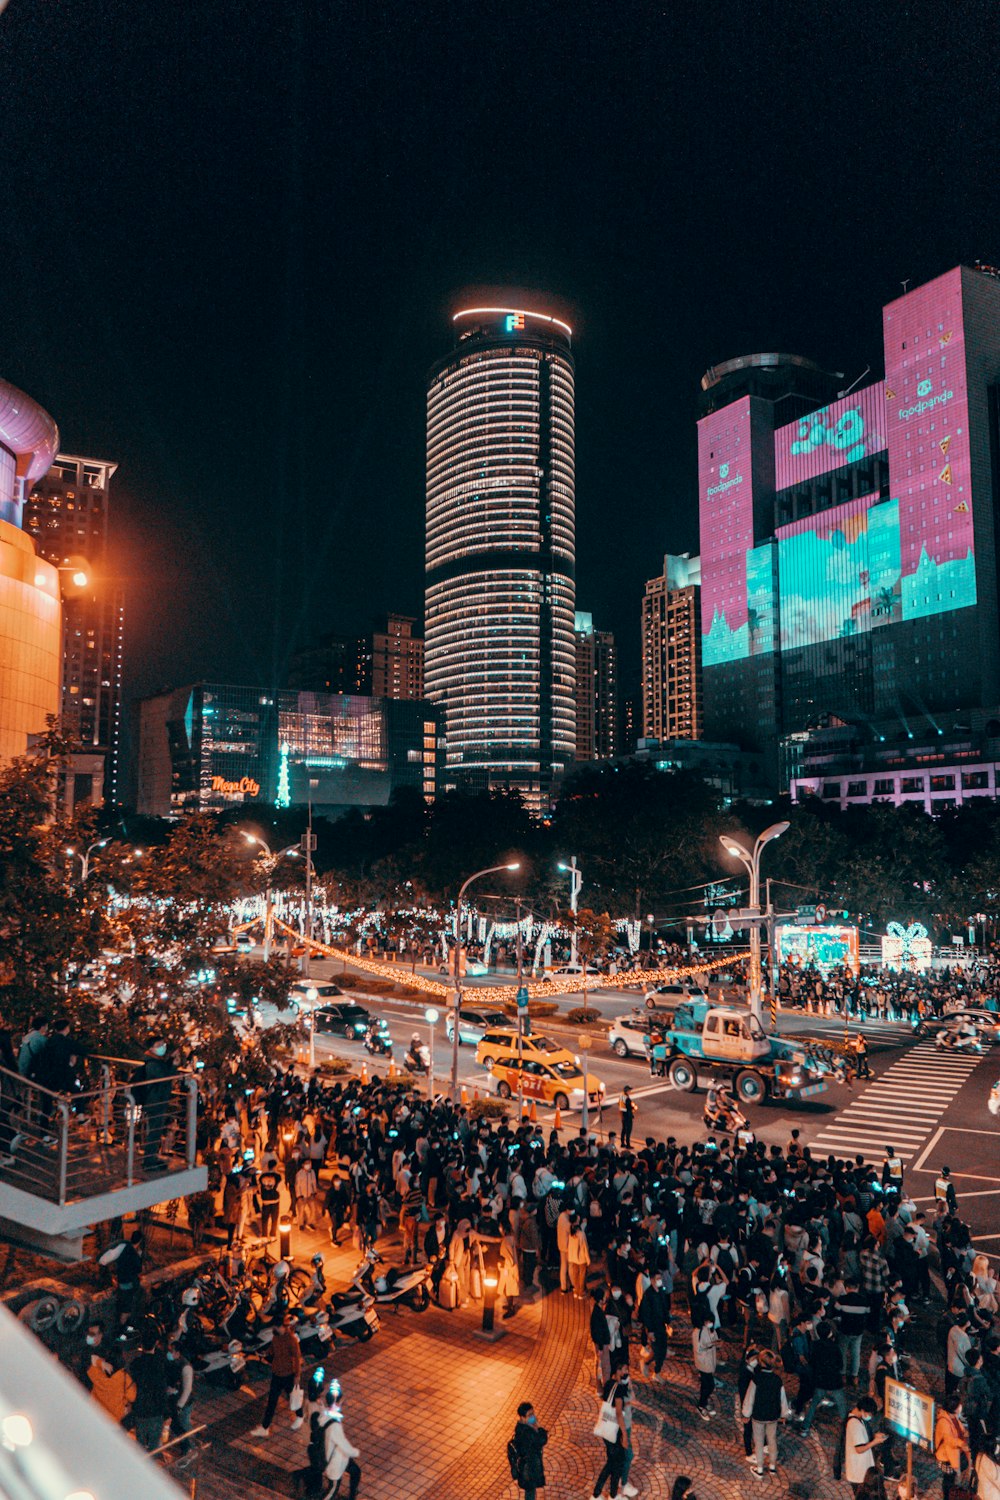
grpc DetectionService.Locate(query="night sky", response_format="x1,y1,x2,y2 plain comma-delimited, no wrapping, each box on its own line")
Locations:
1,0,998,714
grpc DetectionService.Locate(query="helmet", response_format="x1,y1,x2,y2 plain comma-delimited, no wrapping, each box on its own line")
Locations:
311,1252,324,1266
411,1033,420,1043
181,1287,200,1307
274,1260,290,1279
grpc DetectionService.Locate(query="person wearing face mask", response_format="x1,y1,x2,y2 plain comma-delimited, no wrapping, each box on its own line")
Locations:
639,1269,671,1383
591,1357,638,1499
935,1392,971,1500
510,1401,548,1500
136,1034,175,1171
88,1348,136,1426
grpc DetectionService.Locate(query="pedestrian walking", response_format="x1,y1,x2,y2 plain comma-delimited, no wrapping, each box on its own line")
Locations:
295,1158,320,1230
692,1314,719,1421
510,1401,547,1500
741,1347,790,1477
591,1358,637,1499
251,1312,303,1437
318,1383,362,1500
639,1269,671,1383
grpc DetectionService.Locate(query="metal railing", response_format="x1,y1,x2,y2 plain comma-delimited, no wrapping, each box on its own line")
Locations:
0,1058,198,1207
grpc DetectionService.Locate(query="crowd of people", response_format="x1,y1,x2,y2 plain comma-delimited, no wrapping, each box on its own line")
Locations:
4,996,996,1498
776,957,1000,1024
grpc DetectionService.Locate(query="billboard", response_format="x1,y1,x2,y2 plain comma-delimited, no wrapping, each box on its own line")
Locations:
699,398,755,665
884,268,976,621
774,382,887,490
776,494,901,651
776,924,859,975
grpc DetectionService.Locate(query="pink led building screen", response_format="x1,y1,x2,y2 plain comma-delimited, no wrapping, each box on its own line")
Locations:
883,267,976,619
774,381,887,490
698,398,755,665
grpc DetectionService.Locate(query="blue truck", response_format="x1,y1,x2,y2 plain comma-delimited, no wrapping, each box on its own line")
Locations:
646,1000,830,1106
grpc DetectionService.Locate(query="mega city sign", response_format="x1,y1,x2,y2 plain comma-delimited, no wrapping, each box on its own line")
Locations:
211,775,260,797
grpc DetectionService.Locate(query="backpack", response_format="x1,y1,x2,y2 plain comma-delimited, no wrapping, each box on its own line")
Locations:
507,1433,521,1481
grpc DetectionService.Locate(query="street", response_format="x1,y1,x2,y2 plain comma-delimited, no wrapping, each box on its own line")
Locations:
297,954,1000,1242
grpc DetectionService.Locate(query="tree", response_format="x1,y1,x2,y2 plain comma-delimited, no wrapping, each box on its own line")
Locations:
558,906,616,1018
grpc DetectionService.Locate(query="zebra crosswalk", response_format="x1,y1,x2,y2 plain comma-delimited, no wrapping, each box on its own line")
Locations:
782,1016,918,1047
806,1042,984,1162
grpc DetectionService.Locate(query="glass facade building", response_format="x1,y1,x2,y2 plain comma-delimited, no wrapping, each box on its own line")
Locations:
135,683,439,816
425,306,576,813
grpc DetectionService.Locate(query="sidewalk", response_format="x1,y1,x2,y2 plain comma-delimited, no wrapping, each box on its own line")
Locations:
183,1214,944,1500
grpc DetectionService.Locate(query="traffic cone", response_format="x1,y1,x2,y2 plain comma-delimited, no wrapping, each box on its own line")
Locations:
530,1099,538,1124
360,1062,368,1085
553,1104,562,1130
460,1084,469,1106
387,1057,396,1079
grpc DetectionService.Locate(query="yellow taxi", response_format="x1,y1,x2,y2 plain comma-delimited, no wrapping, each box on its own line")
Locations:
475,1028,576,1072
489,1054,606,1112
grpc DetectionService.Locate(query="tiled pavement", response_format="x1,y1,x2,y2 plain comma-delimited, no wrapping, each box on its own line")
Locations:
181,1213,942,1500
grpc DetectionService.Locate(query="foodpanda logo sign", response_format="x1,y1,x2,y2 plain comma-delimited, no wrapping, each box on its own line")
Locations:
898,374,954,422
706,459,744,497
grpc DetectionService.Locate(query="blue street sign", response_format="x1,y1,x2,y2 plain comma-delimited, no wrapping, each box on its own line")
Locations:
516,987,529,1009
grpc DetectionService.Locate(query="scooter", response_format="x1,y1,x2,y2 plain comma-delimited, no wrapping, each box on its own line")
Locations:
364,1022,393,1057
403,1041,430,1075
323,1292,381,1341
935,1026,983,1054
350,1248,432,1311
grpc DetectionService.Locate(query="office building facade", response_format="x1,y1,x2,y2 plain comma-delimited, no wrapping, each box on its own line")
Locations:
286,631,372,696
573,612,596,761
24,454,124,802
0,378,61,767
425,304,576,814
593,628,619,760
371,613,424,699
642,553,703,742
698,266,1000,786
135,683,439,817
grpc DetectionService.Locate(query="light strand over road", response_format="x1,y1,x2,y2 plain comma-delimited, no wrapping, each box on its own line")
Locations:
269,917,737,1003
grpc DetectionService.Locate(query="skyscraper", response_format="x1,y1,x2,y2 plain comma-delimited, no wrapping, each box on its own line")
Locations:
697,265,1000,787
425,305,576,812
641,554,703,742
371,613,424,699
24,453,124,802
594,629,619,760
574,612,596,761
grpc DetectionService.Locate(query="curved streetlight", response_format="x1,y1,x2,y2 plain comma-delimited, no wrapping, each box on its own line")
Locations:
65,838,108,883
556,856,583,965
241,831,301,960
718,821,790,1027
450,862,520,1102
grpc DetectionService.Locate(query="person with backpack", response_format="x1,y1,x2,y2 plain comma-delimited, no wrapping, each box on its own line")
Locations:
799,1319,848,1436
741,1347,790,1477
590,1358,638,1499
509,1401,547,1500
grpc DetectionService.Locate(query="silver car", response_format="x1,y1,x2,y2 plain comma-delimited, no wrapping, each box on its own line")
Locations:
445,1007,510,1045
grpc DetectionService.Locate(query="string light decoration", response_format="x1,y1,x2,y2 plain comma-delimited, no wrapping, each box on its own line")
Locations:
271,918,738,1003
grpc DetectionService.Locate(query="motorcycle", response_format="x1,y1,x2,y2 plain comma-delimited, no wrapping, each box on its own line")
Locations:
403,1039,431,1075
322,1290,381,1341
935,1025,983,1054
364,1022,393,1057
703,1101,750,1139
350,1248,432,1312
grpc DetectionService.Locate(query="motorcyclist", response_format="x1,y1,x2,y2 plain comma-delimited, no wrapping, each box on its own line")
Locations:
364,1020,391,1055
704,1084,742,1134
405,1034,428,1073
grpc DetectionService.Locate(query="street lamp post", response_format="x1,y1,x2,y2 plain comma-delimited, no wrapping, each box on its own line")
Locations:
557,857,583,966
718,822,790,1029
241,833,301,960
425,1007,439,1100
449,862,521,1103
65,838,108,883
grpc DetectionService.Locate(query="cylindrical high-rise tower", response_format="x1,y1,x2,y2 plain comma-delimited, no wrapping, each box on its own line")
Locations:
425,305,576,814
